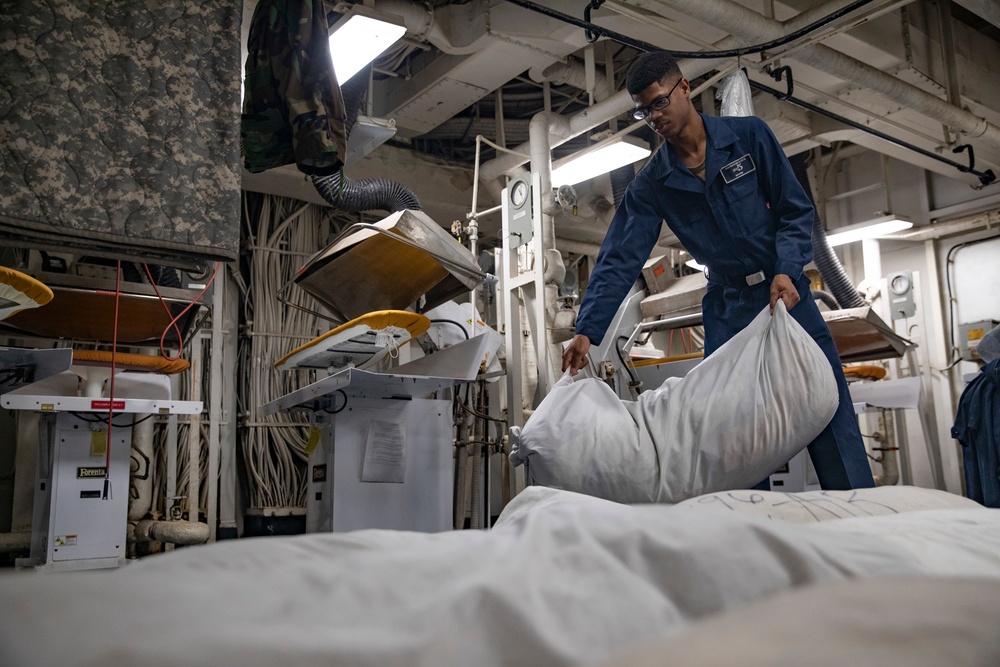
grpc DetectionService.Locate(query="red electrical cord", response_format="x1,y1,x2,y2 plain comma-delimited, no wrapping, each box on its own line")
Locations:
144,262,222,361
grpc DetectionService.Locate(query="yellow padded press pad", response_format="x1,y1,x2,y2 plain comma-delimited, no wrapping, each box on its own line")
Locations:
0,267,54,321
843,365,887,381
72,349,190,375
631,352,704,368
275,310,430,370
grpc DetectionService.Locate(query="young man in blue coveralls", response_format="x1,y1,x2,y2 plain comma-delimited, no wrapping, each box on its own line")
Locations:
561,51,874,491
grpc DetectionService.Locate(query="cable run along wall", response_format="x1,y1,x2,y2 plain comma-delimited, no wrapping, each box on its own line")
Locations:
237,194,342,511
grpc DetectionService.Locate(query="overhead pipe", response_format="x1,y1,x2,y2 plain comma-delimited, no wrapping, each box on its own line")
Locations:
479,94,633,182
0,531,30,553
482,0,1000,184
420,118,532,143
648,0,1000,151
130,519,210,546
751,77,995,186
894,206,1000,241
531,58,612,102
371,0,479,56
556,238,603,257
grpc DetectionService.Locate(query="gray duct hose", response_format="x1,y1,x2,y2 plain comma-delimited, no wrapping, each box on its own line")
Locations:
311,64,422,214
811,289,840,310
340,68,368,139
789,154,865,309
312,172,422,213
609,164,636,208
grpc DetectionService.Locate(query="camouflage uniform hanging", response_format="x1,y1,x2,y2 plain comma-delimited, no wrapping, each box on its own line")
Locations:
242,0,347,175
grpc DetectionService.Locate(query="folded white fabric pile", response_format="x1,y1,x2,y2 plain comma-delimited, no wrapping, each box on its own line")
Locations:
509,302,838,503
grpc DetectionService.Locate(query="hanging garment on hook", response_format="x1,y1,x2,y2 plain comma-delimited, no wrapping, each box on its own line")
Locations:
242,0,347,175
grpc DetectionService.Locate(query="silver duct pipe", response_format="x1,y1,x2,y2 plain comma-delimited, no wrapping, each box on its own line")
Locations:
532,58,612,102
480,94,633,182
650,0,1000,148
128,415,156,522
419,118,532,143
556,238,603,256
372,1,477,55
0,531,30,553
130,519,210,546
954,0,1000,31
479,0,857,181
895,206,1000,241
481,0,999,183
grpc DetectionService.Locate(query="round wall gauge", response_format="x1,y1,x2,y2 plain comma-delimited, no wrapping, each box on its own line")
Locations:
889,273,910,295
510,180,528,208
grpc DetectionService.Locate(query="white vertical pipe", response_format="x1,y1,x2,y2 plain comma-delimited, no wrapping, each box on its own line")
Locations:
528,113,566,391
862,239,883,287
11,414,38,533
218,267,240,535
186,339,203,523
128,415,155,521
165,375,179,551
919,240,954,491
206,271,224,542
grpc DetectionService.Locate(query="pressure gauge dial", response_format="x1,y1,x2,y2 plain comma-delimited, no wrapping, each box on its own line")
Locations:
510,180,529,208
889,273,910,295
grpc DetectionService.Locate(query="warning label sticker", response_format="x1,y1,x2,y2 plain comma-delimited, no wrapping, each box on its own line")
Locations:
90,400,125,410
55,535,78,546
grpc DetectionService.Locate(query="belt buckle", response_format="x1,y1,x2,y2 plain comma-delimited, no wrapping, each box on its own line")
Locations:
745,270,766,286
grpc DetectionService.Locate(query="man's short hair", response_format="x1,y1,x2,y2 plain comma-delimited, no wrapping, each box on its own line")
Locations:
626,51,682,96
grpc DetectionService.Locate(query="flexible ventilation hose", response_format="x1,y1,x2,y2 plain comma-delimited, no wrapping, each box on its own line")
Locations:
311,65,422,214
609,164,636,208
788,154,864,309
811,289,840,310
312,172,422,213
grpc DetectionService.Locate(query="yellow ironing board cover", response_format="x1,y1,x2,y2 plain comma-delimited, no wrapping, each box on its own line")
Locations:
72,349,191,375
275,310,430,371
0,267,54,321
843,364,888,381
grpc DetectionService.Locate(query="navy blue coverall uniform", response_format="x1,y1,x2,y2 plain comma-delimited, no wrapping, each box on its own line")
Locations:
576,113,874,490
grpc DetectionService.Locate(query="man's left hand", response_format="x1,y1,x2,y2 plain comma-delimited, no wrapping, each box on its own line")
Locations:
769,274,800,314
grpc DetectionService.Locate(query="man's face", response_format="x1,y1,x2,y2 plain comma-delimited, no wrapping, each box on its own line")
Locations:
631,75,689,141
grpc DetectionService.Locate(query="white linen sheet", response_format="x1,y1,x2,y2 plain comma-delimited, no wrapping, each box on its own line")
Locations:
0,487,997,667
599,576,1000,667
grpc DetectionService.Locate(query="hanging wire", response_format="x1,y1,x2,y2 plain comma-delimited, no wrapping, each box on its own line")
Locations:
506,0,877,59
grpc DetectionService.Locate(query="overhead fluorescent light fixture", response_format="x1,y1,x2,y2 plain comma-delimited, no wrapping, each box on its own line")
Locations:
551,135,651,187
328,6,406,83
825,214,914,247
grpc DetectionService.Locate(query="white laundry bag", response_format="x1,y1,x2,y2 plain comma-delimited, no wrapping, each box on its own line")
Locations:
509,302,839,504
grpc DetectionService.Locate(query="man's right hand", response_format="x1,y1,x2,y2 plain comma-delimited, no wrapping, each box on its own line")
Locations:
562,334,592,376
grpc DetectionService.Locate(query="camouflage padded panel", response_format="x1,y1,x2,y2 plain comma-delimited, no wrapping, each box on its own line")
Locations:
0,0,242,264
242,0,347,175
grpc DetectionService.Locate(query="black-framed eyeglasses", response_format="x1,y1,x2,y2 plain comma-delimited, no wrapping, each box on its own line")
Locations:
631,77,683,121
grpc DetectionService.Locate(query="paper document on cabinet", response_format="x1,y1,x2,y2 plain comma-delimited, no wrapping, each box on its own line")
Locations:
361,420,406,483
